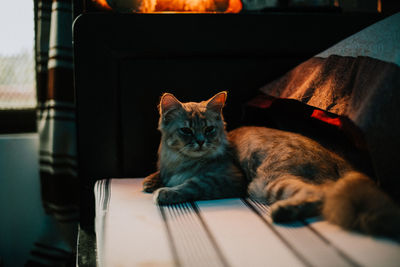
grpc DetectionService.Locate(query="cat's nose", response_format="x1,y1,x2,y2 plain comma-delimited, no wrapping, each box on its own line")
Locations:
197,140,205,147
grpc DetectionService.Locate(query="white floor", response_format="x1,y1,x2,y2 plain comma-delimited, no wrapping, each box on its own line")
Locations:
0,134,46,267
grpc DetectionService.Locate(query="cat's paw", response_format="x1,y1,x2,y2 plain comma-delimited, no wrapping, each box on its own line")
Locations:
143,179,160,193
270,203,299,223
142,171,161,193
270,200,322,223
153,187,183,205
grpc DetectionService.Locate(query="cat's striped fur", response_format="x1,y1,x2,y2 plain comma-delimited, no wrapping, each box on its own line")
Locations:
143,92,400,239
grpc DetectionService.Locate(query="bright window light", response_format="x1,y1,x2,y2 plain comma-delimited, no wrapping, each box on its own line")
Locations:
0,1,36,109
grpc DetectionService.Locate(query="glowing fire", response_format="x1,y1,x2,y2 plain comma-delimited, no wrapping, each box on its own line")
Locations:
92,0,112,10
93,0,241,13
154,0,242,12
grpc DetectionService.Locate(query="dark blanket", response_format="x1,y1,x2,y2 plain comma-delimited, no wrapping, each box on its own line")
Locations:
253,13,400,200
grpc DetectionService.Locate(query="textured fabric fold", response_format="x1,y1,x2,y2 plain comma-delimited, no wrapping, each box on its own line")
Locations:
257,13,400,201
36,0,78,224
30,0,78,266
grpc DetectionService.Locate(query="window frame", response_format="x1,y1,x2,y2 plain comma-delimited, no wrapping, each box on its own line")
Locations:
0,109,37,134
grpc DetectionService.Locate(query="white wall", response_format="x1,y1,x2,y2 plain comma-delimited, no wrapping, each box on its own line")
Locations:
0,134,47,267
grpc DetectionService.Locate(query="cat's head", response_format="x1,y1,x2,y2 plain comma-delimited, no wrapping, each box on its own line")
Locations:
158,91,228,158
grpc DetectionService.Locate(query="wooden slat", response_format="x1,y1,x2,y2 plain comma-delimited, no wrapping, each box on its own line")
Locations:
161,203,226,267
306,220,400,267
95,179,175,267
195,198,306,267
247,199,358,267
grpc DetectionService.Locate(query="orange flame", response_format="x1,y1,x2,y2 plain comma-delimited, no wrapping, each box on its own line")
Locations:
92,0,112,10
155,0,241,12
225,0,242,13
94,0,241,13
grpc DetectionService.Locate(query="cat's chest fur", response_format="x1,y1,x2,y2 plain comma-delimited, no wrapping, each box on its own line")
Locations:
159,149,205,186
160,161,206,187
164,172,192,187
159,146,229,187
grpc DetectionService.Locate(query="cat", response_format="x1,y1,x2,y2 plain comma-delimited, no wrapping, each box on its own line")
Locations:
143,91,247,203
143,91,400,239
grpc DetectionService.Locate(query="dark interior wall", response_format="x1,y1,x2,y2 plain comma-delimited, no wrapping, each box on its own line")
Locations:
381,0,400,15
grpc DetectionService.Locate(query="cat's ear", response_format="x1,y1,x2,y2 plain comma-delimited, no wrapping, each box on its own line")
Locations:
159,93,182,115
206,91,227,113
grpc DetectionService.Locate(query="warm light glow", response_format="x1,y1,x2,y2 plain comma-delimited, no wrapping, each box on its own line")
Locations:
225,0,242,13
92,0,112,10
377,0,382,13
311,109,342,128
155,0,241,12
333,0,339,7
94,0,241,13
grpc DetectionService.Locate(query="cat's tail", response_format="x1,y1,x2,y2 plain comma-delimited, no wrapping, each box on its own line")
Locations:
323,171,400,240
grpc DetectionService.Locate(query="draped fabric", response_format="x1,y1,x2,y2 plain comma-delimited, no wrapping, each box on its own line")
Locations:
254,13,400,202
36,0,78,221
28,0,78,265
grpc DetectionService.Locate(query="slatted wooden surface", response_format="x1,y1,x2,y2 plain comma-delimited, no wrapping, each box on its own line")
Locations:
94,179,400,267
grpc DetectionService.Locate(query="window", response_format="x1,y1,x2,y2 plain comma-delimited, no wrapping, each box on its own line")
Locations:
0,1,36,133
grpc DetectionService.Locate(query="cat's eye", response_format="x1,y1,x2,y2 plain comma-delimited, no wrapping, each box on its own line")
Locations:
204,126,215,134
179,127,193,135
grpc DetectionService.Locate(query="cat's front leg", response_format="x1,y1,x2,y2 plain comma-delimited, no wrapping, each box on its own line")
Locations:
154,175,244,205
153,187,189,205
143,171,162,193
153,178,205,205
